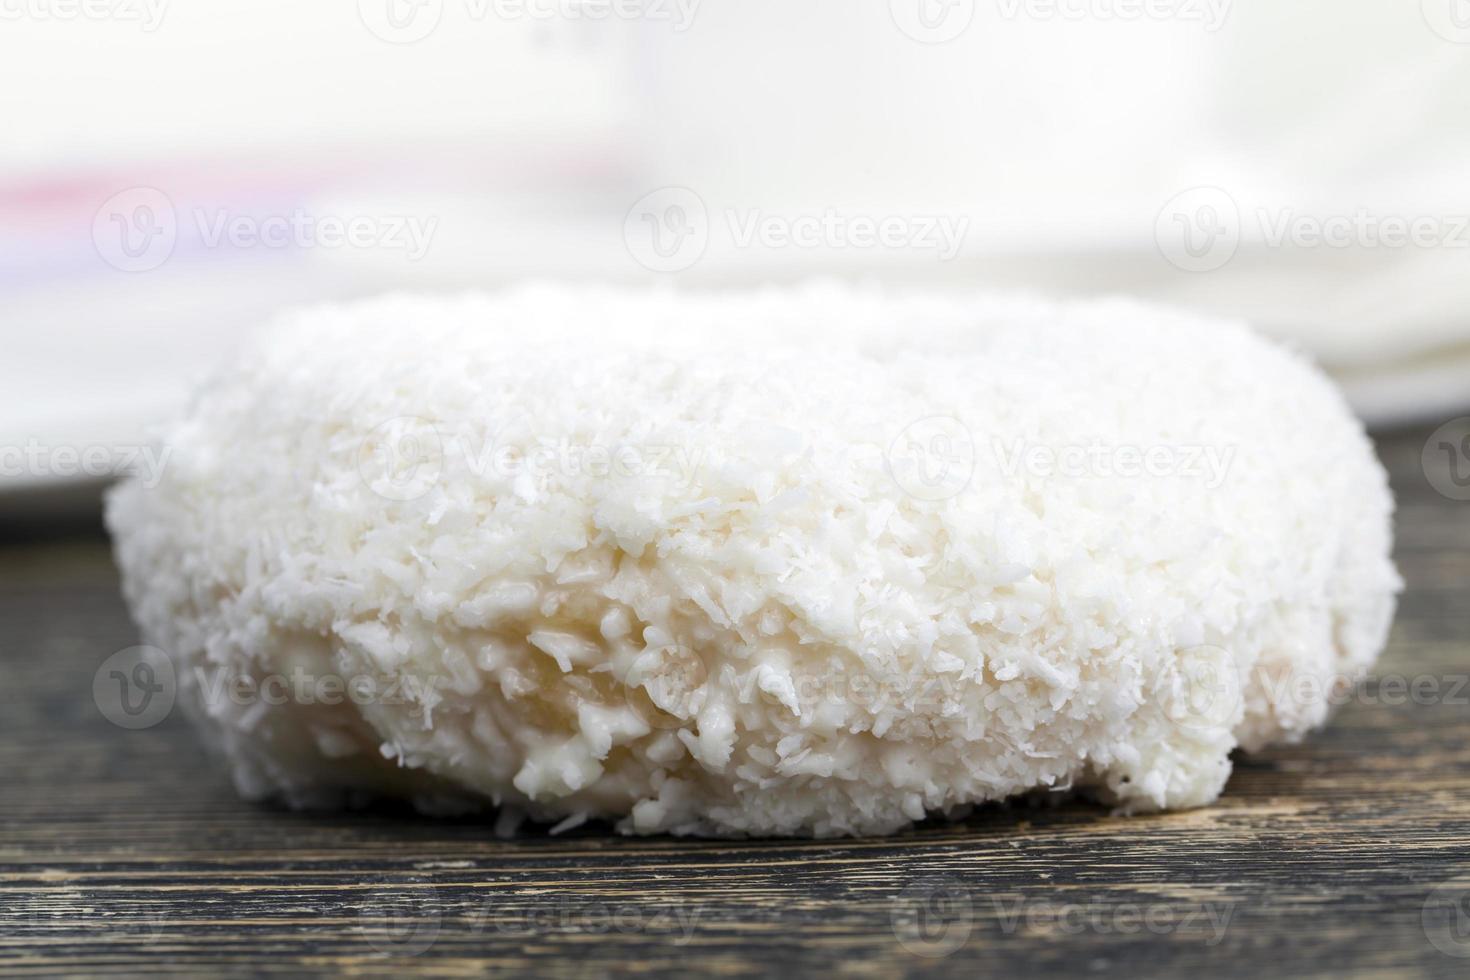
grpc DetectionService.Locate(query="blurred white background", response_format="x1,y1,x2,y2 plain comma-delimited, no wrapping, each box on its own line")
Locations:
4,0,1470,497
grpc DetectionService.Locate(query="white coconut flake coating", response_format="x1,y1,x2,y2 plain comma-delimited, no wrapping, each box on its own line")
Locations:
105,284,1400,837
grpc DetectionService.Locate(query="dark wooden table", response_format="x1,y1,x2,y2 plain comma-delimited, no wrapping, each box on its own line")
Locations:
2,424,1467,978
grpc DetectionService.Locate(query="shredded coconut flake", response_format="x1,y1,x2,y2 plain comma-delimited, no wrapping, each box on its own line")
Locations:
106,283,1399,837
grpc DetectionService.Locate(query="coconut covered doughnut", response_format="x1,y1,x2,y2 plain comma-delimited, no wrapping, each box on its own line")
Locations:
106,284,1399,837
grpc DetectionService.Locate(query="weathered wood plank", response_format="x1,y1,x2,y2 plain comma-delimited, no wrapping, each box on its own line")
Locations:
0,425,1466,978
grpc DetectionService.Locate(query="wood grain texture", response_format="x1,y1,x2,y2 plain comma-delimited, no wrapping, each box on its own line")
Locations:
1,425,1467,978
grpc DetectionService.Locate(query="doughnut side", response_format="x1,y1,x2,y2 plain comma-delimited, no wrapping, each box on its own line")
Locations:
105,285,1400,836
